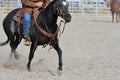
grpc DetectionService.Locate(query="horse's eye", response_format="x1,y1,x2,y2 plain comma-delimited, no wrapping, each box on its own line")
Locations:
66,3,69,7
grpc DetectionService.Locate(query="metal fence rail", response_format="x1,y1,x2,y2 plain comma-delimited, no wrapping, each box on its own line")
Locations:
68,0,110,15
0,0,110,15
0,0,21,13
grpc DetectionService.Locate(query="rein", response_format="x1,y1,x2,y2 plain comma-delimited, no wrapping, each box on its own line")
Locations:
54,2,66,18
34,18,58,38
34,16,66,49
58,20,66,37
33,2,67,48
34,16,66,39
34,3,67,39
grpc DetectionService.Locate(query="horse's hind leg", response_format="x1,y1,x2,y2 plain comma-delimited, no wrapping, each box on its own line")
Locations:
118,12,120,22
52,42,63,71
116,13,118,23
9,35,22,59
112,12,114,23
9,40,17,60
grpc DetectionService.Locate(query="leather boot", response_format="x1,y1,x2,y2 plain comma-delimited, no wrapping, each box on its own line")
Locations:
24,37,31,46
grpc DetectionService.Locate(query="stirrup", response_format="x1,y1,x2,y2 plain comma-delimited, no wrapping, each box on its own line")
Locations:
23,37,31,46
24,40,30,46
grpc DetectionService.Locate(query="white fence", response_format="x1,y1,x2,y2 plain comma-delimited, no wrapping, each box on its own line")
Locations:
0,0,21,13
0,0,110,15
68,0,110,15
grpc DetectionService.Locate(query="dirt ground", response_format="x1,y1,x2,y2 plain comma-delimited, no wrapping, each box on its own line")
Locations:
0,13,120,80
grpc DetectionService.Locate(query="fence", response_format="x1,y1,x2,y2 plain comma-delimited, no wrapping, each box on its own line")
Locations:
68,0,110,15
0,0,111,15
0,0,21,13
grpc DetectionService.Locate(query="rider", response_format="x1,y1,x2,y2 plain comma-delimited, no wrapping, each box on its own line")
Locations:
21,0,50,46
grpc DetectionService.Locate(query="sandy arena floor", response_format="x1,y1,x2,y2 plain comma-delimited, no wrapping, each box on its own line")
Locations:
0,13,120,80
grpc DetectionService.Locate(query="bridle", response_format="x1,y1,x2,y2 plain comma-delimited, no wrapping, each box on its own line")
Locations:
34,1,67,38
34,1,67,48
54,1,68,36
54,1,68,19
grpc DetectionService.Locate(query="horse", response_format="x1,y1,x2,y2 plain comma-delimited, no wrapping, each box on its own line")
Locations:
109,0,120,23
0,0,71,71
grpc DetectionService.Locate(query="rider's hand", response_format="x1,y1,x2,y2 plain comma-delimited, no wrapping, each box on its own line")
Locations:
33,8,39,13
36,2,43,8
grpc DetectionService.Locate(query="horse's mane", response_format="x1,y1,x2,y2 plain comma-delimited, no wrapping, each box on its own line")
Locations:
46,0,55,9
42,0,55,14
36,0,58,31
37,0,57,23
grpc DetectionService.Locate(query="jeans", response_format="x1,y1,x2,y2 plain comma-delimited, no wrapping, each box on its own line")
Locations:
23,13,31,38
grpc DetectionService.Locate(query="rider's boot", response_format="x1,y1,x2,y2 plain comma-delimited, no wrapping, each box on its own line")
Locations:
24,36,30,46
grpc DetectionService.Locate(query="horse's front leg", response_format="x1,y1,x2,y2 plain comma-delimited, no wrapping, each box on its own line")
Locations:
27,41,38,71
116,13,118,23
52,42,63,71
112,12,114,23
118,12,120,22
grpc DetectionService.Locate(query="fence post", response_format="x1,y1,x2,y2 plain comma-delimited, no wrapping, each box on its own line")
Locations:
95,0,98,16
81,0,84,15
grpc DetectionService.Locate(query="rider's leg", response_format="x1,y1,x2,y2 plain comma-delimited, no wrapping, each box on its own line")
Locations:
23,13,31,46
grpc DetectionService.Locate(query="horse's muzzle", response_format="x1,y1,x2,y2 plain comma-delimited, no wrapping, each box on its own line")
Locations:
64,14,71,23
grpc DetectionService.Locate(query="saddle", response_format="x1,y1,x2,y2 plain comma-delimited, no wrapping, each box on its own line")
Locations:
13,9,39,36
13,9,58,40
13,10,24,24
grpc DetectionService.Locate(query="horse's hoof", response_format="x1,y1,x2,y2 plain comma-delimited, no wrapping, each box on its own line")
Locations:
57,69,62,76
14,54,19,60
58,67,62,71
27,66,31,72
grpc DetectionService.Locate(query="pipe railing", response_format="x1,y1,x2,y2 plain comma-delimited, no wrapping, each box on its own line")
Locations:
0,0,110,15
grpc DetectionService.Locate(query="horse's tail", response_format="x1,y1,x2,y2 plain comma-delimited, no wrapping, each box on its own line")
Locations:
0,38,9,46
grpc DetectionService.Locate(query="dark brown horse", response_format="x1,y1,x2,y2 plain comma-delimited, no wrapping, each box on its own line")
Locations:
110,0,120,23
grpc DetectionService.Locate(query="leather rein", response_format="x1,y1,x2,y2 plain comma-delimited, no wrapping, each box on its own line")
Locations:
34,3,66,39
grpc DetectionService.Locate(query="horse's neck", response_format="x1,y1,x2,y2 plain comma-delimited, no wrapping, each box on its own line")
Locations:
43,2,58,24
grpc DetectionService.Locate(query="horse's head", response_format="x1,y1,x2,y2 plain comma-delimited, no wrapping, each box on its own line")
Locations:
54,0,71,23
